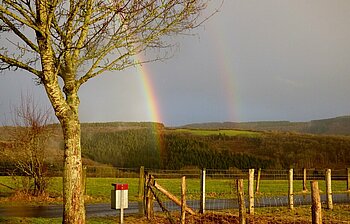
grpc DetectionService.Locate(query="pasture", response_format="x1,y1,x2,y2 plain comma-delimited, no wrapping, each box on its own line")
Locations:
0,176,348,204
1,171,349,223
170,128,261,138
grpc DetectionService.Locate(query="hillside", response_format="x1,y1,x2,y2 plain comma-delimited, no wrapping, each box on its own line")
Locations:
0,122,164,167
1,119,350,170
179,115,350,136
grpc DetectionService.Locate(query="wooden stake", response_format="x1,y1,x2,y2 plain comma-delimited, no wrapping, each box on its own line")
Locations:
311,181,322,224
303,168,307,192
200,168,206,214
146,175,154,219
325,169,333,210
143,173,149,216
255,168,261,193
288,169,294,210
138,166,145,216
181,176,186,224
248,169,254,215
347,168,350,191
138,166,145,200
236,179,246,224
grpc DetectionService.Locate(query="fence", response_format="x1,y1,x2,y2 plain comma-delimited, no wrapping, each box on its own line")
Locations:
0,165,350,223
144,167,350,223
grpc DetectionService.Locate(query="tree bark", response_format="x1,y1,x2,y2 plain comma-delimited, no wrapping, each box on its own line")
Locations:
61,115,85,224
40,59,85,223
39,54,85,223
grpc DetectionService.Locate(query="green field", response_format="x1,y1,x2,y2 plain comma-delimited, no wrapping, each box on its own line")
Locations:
1,176,348,205
170,128,261,138
1,176,350,223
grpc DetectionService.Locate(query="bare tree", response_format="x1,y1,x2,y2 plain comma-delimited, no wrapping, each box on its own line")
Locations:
1,94,52,196
0,0,214,223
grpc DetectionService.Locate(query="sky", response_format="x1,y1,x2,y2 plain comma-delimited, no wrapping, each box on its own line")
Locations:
1,0,350,126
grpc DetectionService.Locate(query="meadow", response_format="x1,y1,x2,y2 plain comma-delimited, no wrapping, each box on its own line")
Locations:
1,176,348,205
1,171,350,223
1,175,350,223
169,129,261,138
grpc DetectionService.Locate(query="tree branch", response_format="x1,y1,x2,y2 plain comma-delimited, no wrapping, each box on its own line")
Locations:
72,0,93,63
3,0,36,27
0,54,41,77
0,14,39,53
0,4,42,34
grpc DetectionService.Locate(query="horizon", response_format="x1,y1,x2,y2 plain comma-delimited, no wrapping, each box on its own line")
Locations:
1,114,345,127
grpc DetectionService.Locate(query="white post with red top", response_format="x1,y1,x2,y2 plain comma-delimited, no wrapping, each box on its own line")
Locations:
111,183,128,224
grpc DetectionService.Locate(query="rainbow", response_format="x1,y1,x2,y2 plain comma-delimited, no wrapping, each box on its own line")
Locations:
134,54,165,157
135,54,163,124
207,26,239,122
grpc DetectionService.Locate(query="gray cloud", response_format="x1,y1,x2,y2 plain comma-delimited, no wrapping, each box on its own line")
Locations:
1,0,350,126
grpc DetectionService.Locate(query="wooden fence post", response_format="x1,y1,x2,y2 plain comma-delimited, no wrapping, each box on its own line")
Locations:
347,168,350,191
200,168,206,214
139,166,145,200
311,181,322,224
288,168,294,210
146,175,154,219
138,166,145,216
303,168,307,192
248,169,254,215
181,176,186,224
236,179,246,224
325,169,333,210
255,168,261,193
143,173,149,215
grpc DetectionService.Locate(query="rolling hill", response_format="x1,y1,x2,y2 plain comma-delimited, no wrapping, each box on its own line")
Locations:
179,115,350,136
1,117,350,170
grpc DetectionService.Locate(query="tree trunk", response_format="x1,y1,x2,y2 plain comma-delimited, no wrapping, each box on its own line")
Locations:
61,115,85,224
40,65,85,222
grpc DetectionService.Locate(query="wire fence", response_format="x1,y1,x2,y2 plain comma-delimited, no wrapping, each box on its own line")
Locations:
145,168,350,223
0,165,350,222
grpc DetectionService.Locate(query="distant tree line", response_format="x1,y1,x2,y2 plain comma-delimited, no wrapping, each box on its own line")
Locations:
162,133,272,169
252,132,350,169
81,129,161,168
81,128,350,170
4,124,349,171
80,129,270,169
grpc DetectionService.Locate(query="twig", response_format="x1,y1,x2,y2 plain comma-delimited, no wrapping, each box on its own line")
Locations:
0,182,15,190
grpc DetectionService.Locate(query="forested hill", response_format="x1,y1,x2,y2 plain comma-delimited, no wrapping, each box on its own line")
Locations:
2,120,350,170
179,116,350,136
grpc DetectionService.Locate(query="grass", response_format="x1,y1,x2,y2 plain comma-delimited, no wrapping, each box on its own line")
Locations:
0,177,141,204
0,217,62,224
0,177,349,205
171,129,261,138
48,177,141,202
253,204,350,223
0,176,17,196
